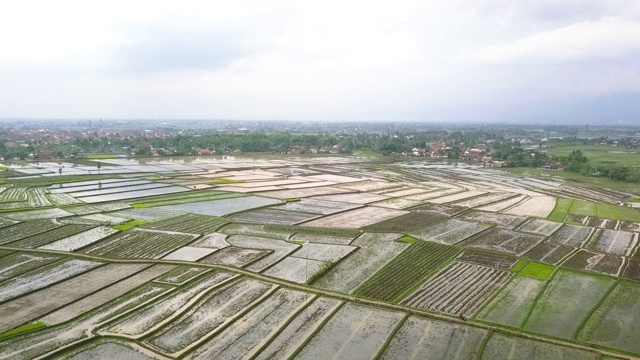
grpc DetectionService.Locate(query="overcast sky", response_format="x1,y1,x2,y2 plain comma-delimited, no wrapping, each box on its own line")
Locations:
1,0,639,122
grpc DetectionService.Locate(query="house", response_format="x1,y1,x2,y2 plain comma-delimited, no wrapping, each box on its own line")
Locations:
289,145,304,153
37,151,52,160
540,163,564,170
197,148,213,156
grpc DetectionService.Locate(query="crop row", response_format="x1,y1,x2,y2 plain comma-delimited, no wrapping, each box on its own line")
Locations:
403,262,511,315
143,214,228,234
354,241,461,302
25,187,53,207
0,219,61,245
9,224,96,248
362,211,448,232
131,190,240,207
81,230,196,259
0,187,27,202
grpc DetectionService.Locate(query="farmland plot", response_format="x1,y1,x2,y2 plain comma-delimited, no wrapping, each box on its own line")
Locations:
371,197,424,209
77,213,131,225
453,192,516,209
39,226,119,251
48,179,149,193
109,207,185,222
145,279,274,354
295,303,404,360
38,265,175,325
0,216,18,229
619,221,640,232
0,279,172,360
0,201,30,210
565,214,589,224
409,219,487,245
190,233,229,249
548,224,593,247
623,258,640,281
457,211,526,229
476,194,527,212
219,223,293,240
263,256,324,283
292,242,357,262
523,242,574,265
561,250,625,276
46,192,82,206
578,282,640,355
402,262,511,315
64,205,102,215
354,241,461,302
411,203,468,216
3,208,73,221
154,266,210,285
9,224,94,248
226,235,300,271
254,297,342,360
480,333,597,360
335,180,398,192
0,263,151,333
428,190,487,204
81,230,197,259
476,276,546,328
405,188,464,201
162,247,217,261
199,246,272,267
465,228,545,256
303,206,408,229
517,218,563,236
0,187,27,202
289,233,354,245
229,208,319,225
377,187,431,197
0,253,60,281
0,258,101,303
143,213,227,234
456,249,518,269
523,269,615,339
79,186,189,203
102,271,236,337
503,196,556,218
312,192,391,204
258,186,353,199
186,288,309,359
69,183,173,198
276,198,360,214
25,187,53,207
58,340,158,360
163,196,281,216
363,211,448,232
380,316,488,360
587,229,637,256
587,217,618,229
313,232,408,293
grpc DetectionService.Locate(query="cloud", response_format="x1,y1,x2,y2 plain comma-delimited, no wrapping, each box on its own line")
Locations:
113,28,257,73
455,17,640,64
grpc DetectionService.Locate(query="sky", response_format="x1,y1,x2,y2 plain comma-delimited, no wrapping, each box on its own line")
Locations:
1,0,639,123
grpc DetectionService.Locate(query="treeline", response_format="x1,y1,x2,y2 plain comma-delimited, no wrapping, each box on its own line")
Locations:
554,150,640,183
